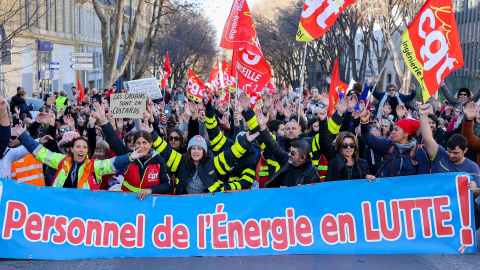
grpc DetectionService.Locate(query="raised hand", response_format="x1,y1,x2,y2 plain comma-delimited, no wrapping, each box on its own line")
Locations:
129,148,148,160
409,83,416,91
382,102,392,116
0,98,7,111
336,98,348,116
246,131,260,142
239,92,251,111
360,110,370,123
39,135,54,145
283,104,292,120
14,106,20,117
347,95,358,112
418,104,433,116
255,109,268,129
353,110,360,120
396,104,407,120
264,94,273,108
463,101,478,121
64,114,75,130
93,102,106,121
88,111,97,127
13,124,26,135
140,123,153,133
317,108,327,121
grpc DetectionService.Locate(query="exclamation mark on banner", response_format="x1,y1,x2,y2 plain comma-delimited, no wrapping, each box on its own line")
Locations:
456,175,473,248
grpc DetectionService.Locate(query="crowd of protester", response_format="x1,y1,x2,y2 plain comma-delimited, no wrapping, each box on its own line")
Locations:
1,80,480,228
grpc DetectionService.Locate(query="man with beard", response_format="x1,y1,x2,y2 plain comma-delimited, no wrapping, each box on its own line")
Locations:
373,83,416,120
254,109,319,187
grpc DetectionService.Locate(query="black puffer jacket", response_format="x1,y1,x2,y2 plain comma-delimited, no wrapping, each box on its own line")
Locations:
317,118,368,181
259,128,320,188
152,132,253,194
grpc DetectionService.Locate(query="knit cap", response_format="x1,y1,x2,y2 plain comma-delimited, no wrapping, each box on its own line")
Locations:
187,135,208,153
58,131,80,148
395,119,420,136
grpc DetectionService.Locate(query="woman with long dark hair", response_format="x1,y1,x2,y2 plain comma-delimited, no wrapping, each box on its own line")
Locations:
315,109,372,181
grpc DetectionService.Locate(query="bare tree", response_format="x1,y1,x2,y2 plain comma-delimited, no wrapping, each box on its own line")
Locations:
153,7,216,87
92,0,147,89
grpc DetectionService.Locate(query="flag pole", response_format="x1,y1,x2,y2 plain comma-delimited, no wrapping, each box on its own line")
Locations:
298,41,308,123
235,70,238,109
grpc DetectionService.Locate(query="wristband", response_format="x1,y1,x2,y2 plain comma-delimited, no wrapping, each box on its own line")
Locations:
100,119,108,125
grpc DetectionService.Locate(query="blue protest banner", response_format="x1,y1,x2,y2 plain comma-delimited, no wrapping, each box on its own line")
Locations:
0,172,476,260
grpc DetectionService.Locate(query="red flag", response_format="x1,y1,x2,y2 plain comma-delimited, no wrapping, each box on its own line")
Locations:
400,0,463,102
221,0,271,96
77,77,84,103
327,59,348,116
207,61,224,92
266,81,276,94
187,69,206,103
222,61,236,89
306,88,311,97
296,0,355,41
218,87,229,104
161,53,171,88
281,83,286,92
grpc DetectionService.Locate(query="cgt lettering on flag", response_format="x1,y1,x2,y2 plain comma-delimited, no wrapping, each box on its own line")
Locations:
296,0,355,42
187,69,206,103
401,0,463,102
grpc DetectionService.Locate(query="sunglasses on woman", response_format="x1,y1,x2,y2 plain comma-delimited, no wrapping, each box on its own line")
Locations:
59,128,71,133
169,136,181,141
341,143,356,149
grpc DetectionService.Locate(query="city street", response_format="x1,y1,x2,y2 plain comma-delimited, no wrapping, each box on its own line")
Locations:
0,232,478,270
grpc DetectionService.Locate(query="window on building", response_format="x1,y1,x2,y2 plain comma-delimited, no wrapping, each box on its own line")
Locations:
62,0,65,33
46,0,51,31
387,74,392,84
36,0,39,28
77,5,82,36
54,0,57,32
70,1,73,34
25,0,30,27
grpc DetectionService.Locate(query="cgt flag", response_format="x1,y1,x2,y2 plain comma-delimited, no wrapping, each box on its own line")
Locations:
161,53,171,88
222,61,236,90
187,69,206,103
327,59,348,116
221,0,271,96
401,0,463,102
207,61,224,92
296,0,355,42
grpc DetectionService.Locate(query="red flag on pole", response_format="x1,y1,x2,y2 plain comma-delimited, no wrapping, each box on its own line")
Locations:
207,61,224,92
221,0,271,97
327,59,348,116
161,53,171,88
400,0,463,102
222,61,236,89
187,69,206,103
306,88,311,97
266,81,276,94
77,77,84,103
296,0,355,41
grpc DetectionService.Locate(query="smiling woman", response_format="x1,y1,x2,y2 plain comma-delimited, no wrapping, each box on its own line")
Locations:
13,125,146,190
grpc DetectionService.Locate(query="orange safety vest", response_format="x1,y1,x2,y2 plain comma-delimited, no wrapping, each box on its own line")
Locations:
11,154,45,186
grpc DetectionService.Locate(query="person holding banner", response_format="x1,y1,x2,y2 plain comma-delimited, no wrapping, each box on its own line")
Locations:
13,124,147,190
252,109,320,187
360,110,429,178
204,99,261,191
94,103,173,198
149,123,259,194
315,108,373,182
419,103,480,229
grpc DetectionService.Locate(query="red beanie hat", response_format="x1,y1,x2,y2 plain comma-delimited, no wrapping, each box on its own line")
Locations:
395,119,420,136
